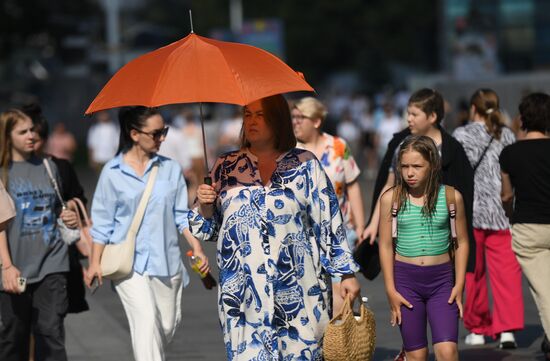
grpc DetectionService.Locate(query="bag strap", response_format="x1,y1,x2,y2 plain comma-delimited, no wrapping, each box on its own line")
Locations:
43,158,66,209
72,197,91,227
445,185,458,255
126,163,159,240
473,137,494,172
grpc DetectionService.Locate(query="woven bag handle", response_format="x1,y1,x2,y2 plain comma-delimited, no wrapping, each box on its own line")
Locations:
342,294,354,315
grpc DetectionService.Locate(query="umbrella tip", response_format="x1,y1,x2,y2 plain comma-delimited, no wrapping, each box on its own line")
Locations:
189,10,194,34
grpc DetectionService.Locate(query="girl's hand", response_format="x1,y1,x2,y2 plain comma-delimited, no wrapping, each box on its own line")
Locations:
85,262,103,288
448,285,464,318
354,226,365,246
60,208,79,229
1,264,22,294
361,223,378,245
340,274,361,302
193,247,210,275
388,290,413,326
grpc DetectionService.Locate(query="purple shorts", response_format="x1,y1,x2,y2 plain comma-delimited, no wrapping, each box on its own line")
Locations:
394,260,458,352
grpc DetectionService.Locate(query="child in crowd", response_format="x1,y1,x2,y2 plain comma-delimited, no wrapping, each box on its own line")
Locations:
379,135,469,361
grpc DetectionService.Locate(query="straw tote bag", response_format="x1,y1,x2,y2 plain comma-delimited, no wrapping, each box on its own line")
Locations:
101,163,158,280
323,294,376,361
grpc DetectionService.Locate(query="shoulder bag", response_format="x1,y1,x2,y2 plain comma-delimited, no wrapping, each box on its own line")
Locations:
69,197,93,257
43,158,81,245
100,163,159,280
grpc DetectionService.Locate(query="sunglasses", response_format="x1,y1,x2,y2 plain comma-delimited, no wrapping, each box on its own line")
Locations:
133,126,169,140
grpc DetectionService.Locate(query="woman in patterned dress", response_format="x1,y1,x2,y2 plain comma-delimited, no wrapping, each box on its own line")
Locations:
190,94,361,361
291,97,365,313
453,89,523,348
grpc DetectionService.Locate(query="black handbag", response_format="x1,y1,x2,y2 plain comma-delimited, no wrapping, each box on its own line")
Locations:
353,237,381,281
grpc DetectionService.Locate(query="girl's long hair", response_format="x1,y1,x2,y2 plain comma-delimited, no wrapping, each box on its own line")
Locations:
393,135,441,216
0,109,29,186
470,88,504,139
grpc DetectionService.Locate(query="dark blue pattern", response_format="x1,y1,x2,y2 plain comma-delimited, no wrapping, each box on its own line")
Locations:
189,148,358,360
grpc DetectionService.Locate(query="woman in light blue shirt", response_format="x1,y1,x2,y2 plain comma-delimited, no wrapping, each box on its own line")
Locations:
86,106,209,361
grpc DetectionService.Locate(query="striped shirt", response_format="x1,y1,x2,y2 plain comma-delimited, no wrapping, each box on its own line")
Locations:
396,186,450,257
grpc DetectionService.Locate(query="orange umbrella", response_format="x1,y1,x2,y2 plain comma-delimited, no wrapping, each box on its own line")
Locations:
86,32,314,183
85,33,314,113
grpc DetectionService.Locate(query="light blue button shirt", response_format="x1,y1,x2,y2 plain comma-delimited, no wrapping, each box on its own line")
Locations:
91,153,190,283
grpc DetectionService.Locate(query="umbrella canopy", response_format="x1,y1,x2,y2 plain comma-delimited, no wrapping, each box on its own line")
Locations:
85,33,314,114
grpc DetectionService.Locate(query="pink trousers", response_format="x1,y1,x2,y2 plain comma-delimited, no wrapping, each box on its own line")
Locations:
464,228,524,338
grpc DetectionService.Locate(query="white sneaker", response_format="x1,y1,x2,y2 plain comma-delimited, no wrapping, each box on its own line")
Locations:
465,333,485,345
499,332,517,349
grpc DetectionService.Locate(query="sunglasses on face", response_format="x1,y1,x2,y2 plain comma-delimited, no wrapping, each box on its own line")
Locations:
133,126,169,140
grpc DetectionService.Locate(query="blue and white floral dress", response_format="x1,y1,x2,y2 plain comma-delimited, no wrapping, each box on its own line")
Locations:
189,148,359,361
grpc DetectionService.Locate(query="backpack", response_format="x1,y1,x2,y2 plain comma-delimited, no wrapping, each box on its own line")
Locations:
391,185,458,260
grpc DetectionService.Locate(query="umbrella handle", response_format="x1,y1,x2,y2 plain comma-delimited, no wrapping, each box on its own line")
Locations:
204,176,212,186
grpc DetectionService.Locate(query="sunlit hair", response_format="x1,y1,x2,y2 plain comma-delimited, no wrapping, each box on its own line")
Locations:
470,88,505,139
408,88,445,125
293,97,328,125
240,94,297,152
0,109,31,186
393,135,441,216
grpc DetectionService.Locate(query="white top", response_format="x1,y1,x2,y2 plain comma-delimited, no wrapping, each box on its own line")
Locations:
87,122,120,163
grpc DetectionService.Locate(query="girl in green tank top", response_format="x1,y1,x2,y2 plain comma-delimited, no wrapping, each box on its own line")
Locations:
378,135,470,361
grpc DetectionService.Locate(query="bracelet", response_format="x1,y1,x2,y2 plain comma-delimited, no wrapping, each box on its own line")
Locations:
1,264,13,271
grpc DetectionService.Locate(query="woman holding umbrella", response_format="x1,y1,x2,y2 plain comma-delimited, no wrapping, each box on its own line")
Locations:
190,94,361,360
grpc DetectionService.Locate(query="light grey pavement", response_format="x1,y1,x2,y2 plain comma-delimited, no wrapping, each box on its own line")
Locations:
65,168,548,361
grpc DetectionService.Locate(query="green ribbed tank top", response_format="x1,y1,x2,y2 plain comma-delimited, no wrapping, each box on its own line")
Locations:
396,186,450,257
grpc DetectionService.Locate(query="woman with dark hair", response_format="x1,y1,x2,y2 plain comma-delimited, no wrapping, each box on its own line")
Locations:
86,106,210,361
379,135,469,361
0,109,78,361
500,92,550,360
453,89,523,347
190,94,361,360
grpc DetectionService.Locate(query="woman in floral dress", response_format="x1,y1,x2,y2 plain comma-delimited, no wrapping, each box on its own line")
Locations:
189,94,361,361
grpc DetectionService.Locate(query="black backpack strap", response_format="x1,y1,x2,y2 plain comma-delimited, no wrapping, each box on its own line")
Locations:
445,185,458,258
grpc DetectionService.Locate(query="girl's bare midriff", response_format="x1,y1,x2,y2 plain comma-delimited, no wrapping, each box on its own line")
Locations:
395,252,451,266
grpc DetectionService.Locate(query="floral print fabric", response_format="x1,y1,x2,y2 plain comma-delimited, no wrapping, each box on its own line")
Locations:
298,133,360,231
189,148,358,361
